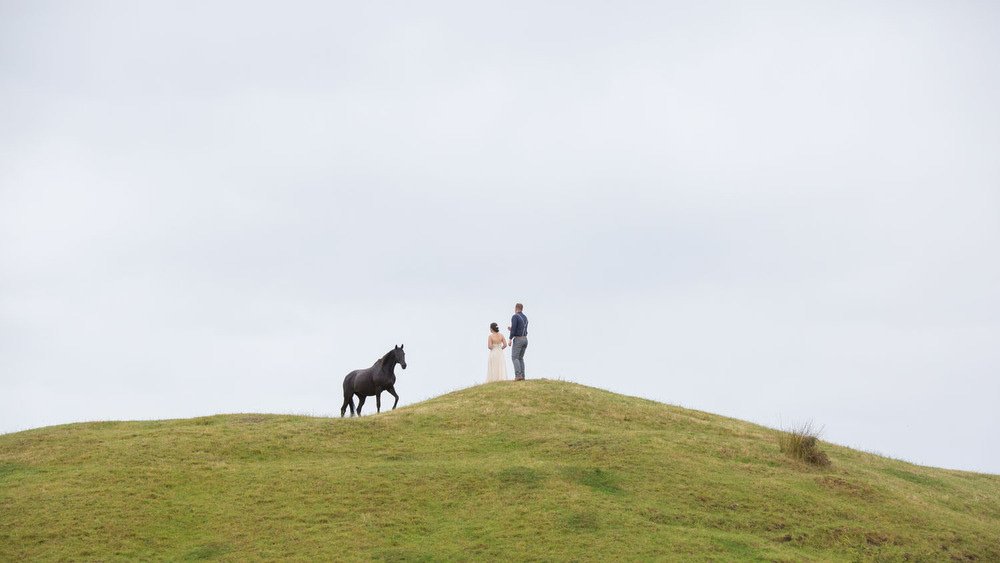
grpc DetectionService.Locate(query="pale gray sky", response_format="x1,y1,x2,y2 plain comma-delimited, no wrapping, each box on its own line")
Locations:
2,1,998,473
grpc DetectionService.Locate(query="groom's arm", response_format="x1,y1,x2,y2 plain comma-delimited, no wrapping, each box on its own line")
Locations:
509,314,518,339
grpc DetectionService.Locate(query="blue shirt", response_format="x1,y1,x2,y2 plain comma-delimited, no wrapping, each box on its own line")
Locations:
509,312,528,339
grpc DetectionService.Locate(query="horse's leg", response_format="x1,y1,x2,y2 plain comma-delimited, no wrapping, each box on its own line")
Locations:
376,392,381,413
387,386,399,410
341,387,355,417
356,394,366,415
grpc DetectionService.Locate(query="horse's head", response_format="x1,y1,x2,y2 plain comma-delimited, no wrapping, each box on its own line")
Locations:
393,344,407,369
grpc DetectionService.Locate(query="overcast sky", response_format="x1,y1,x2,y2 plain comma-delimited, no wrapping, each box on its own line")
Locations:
2,1,998,473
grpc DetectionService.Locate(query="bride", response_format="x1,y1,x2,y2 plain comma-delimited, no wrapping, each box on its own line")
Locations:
486,322,509,382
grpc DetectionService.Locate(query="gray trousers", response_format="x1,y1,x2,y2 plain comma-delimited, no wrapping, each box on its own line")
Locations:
511,337,528,379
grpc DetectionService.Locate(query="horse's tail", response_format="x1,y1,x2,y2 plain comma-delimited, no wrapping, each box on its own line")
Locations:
340,372,357,417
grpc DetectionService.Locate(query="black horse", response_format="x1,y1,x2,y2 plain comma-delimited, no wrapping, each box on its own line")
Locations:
341,344,407,417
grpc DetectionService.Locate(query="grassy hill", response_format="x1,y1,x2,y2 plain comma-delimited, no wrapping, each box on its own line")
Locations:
1,380,998,561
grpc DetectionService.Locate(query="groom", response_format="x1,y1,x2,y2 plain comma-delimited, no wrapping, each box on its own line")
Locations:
508,303,529,381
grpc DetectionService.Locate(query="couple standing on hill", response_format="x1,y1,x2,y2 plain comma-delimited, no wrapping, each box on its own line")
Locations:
486,303,528,382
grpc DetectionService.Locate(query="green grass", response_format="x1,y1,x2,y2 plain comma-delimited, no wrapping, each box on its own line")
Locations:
1,380,998,561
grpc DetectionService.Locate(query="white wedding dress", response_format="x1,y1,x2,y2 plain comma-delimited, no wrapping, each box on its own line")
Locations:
486,341,509,382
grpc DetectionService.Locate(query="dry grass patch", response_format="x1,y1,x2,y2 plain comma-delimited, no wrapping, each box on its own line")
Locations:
779,422,830,467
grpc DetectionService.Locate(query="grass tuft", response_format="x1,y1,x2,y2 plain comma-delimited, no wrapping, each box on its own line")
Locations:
779,421,831,467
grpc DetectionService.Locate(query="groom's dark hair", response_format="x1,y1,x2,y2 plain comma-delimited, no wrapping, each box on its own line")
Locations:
515,303,524,311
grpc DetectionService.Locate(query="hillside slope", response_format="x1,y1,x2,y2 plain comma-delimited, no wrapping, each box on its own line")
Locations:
1,380,998,561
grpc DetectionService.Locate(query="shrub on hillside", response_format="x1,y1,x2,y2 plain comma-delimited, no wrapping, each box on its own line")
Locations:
779,422,831,467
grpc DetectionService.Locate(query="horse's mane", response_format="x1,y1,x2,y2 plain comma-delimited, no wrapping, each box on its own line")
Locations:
374,348,397,371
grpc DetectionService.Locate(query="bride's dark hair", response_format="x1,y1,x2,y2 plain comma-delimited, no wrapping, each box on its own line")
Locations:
490,322,499,333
